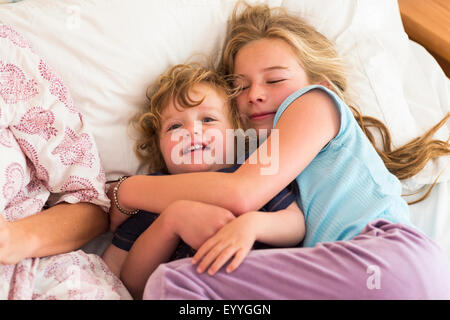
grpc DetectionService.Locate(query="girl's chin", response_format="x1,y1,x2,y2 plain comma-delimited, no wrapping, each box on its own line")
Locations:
247,119,273,132
249,124,273,133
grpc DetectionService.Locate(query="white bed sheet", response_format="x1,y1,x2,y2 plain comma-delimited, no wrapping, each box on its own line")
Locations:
401,40,450,263
409,181,450,262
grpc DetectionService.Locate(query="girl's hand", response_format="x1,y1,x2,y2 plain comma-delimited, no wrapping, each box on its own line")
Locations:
107,182,131,232
0,215,32,265
162,200,235,250
192,212,257,276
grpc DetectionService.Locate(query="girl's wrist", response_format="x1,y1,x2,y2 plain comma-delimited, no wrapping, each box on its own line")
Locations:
117,176,138,212
239,211,260,241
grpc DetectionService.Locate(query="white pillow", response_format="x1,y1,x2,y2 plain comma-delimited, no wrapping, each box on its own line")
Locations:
0,0,448,188
0,22,110,218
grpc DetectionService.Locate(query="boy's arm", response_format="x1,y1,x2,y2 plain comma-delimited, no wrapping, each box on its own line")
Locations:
119,211,179,300
118,200,236,299
193,201,305,276
160,200,236,250
101,244,129,278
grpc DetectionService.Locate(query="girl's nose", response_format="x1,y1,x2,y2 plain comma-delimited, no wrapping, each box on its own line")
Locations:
248,84,266,104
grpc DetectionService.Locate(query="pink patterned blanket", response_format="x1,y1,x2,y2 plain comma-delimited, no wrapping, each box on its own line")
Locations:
0,23,131,299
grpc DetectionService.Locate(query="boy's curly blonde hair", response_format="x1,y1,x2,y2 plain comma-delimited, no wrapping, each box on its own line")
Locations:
134,63,241,173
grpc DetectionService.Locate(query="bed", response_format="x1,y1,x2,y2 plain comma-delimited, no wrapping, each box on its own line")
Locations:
0,0,449,298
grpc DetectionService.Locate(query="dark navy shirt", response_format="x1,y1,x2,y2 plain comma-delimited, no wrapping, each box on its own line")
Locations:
112,163,299,261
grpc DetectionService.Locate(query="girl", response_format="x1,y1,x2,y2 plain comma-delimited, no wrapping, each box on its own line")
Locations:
112,3,450,299
102,63,304,299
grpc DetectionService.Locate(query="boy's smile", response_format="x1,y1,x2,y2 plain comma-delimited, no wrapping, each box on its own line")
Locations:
159,83,235,174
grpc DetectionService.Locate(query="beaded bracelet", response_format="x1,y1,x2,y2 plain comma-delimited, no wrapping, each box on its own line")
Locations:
112,176,139,216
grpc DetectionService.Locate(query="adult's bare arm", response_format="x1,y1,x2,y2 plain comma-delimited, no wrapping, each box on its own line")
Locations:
0,202,108,265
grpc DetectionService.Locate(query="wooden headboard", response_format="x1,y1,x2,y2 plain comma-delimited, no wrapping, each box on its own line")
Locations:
398,0,450,78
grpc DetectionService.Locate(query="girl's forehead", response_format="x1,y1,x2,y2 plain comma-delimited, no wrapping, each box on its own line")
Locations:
234,38,299,72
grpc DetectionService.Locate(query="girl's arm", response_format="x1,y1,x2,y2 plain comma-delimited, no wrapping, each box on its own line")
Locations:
192,201,305,276
0,202,107,265
245,202,305,247
118,89,339,215
107,181,133,232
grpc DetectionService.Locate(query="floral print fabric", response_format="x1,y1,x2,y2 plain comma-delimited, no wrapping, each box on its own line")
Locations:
0,23,131,299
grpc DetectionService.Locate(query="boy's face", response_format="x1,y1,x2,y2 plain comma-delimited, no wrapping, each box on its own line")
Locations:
159,83,235,174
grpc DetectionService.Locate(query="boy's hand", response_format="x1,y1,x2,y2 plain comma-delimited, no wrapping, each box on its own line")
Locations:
192,212,257,276
162,200,235,250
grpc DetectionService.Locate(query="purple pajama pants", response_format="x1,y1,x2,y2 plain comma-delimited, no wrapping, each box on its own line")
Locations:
143,219,450,299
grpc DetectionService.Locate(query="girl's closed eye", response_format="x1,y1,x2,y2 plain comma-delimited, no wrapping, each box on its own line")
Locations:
266,79,286,84
233,79,249,91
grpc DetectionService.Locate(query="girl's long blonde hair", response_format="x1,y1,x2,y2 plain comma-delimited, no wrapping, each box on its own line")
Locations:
134,63,240,173
220,2,450,204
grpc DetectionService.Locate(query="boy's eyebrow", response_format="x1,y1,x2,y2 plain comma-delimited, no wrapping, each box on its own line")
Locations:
197,105,224,112
161,105,223,122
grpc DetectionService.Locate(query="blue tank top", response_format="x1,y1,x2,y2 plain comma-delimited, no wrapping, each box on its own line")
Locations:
273,85,412,247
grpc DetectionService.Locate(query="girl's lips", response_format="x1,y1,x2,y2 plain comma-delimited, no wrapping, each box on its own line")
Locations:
250,112,276,121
